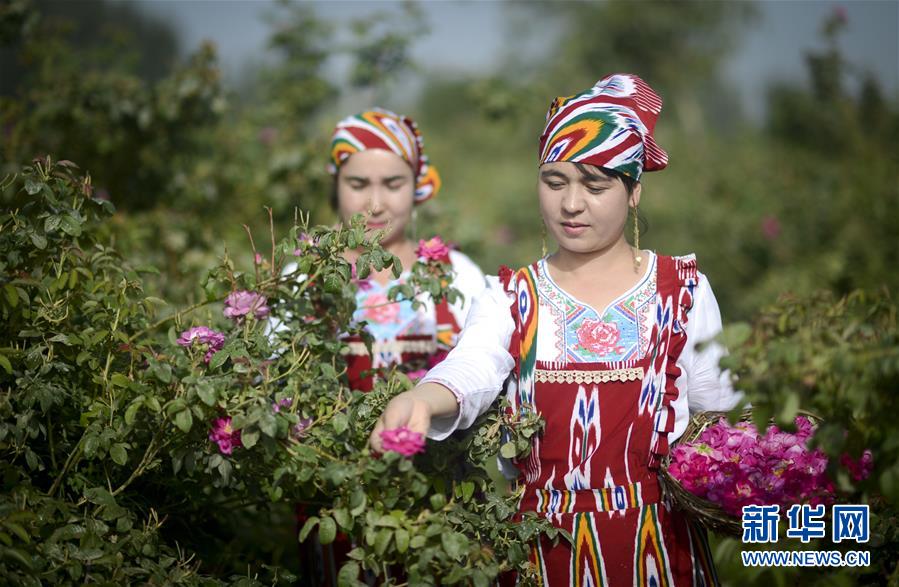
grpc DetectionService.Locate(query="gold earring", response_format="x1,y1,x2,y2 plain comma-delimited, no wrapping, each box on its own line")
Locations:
411,208,418,240
541,222,548,257
632,204,642,270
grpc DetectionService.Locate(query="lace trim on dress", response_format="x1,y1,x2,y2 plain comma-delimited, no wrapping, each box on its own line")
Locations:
534,367,644,384
345,338,436,356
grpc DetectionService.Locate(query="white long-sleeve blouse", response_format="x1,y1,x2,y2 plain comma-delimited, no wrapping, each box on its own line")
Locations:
421,252,744,444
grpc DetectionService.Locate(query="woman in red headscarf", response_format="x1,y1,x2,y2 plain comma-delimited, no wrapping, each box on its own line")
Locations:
371,75,743,585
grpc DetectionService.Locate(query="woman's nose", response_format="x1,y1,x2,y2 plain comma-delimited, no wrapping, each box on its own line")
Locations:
368,189,384,214
561,188,584,214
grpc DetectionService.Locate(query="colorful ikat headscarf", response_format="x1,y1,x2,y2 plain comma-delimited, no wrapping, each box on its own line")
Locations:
328,108,441,204
538,73,669,181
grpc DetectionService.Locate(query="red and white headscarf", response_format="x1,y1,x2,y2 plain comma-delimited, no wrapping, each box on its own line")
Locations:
538,74,668,180
328,108,441,204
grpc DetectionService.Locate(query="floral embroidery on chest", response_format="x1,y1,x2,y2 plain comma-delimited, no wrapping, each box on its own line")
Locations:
352,277,431,341
536,256,657,363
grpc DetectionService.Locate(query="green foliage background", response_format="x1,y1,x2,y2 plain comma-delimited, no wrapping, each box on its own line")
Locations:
1,0,897,584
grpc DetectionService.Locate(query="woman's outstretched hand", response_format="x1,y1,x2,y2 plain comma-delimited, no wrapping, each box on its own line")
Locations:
369,383,459,453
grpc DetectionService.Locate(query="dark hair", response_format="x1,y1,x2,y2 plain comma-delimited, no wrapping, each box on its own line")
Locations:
573,162,638,195
329,177,339,211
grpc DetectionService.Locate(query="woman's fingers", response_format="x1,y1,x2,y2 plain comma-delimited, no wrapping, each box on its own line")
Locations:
369,393,432,453
369,417,385,453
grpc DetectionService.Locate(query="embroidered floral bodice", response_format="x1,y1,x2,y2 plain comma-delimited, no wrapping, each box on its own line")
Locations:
351,275,433,341
536,253,657,363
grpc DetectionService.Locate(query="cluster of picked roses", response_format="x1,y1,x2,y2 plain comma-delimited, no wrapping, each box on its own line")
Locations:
668,416,873,517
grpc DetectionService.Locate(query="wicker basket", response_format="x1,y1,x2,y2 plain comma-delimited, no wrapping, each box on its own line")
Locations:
660,409,822,537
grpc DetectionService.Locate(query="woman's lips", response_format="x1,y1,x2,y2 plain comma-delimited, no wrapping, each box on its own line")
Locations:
561,221,589,236
366,221,389,230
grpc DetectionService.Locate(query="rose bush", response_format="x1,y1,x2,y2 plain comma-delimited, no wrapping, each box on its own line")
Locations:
0,158,555,585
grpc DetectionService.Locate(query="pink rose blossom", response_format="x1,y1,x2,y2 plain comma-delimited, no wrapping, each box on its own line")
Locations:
668,415,834,517
416,236,450,262
380,426,426,456
224,290,270,321
209,417,242,455
258,126,278,146
840,450,873,482
761,215,781,240
576,318,621,356
406,369,428,381
291,418,313,440
176,326,225,363
272,397,293,413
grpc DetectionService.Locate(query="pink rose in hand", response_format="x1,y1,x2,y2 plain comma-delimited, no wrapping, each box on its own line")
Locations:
416,236,450,262
576,318,621,356
380,426,426,456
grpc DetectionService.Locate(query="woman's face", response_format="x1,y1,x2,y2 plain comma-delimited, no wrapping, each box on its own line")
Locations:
336,149,416,246
537,162,641,255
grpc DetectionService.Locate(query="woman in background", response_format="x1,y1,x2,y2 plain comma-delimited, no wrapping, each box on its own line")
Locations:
327,108,486,391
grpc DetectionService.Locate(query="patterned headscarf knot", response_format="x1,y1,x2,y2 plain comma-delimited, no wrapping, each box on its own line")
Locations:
538,73,668,181
327,108,441,204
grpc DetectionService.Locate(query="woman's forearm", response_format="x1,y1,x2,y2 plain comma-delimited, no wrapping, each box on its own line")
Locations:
406,382,459,419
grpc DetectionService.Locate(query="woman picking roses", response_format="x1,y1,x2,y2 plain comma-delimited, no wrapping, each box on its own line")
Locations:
371,74,744,584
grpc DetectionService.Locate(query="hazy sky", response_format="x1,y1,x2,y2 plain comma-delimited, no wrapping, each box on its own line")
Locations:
133,0,899,121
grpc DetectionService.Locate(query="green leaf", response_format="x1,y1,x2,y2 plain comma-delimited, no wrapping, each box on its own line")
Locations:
349,489,367,516
500,441,517,459
333,508,351,530
779,391,800,424
124,401,142,426
24,178,42,195
429,493,446,510
208,349,228,370
59,214,82,237
337,562,361,586
44,215,62,233
4,285,18,308
110,374,131,388
460,481,475,503
441,531,468,560
0,354,12,375
241,428,260,449
196,381,217,405
3,521,30,544
152,362,173,384
109,444,128,465
373,528,392,556
394,528,410,553
332,413,348,435
299,517,319,543
318,516,337,545
30,233,47,250
174,409,193,433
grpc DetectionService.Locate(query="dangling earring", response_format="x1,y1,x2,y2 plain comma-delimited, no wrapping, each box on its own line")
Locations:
541,221,548,258
632,203,643,271
411,208,418,241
